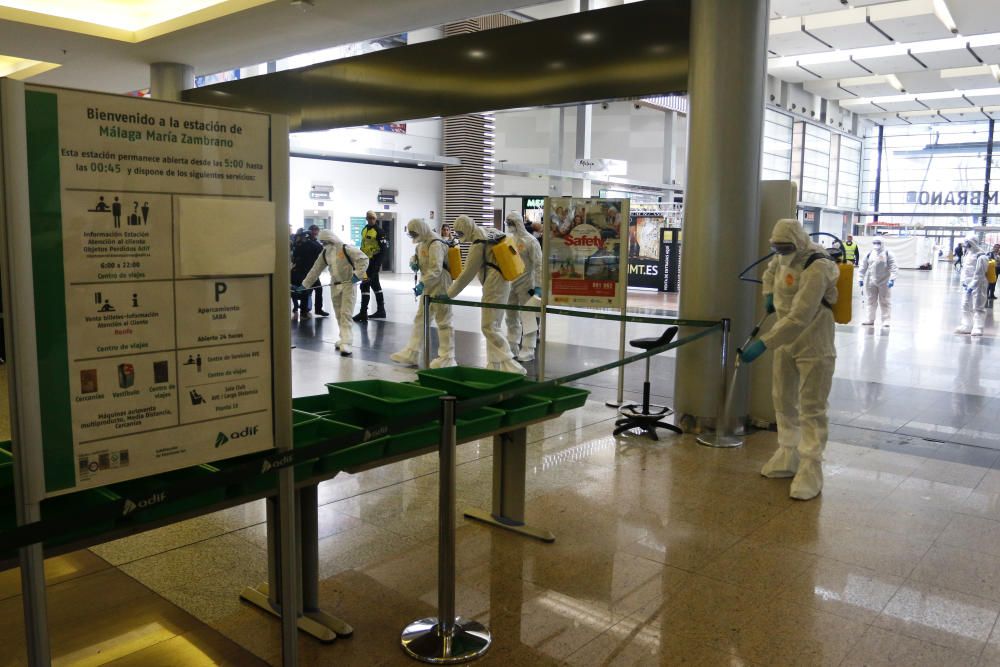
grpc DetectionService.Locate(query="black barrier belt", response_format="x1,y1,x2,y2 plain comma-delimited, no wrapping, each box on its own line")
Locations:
454,324,722,414
0,323,721,552
428,296,719,328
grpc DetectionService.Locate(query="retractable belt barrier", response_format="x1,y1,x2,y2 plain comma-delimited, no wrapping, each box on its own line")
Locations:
0,322,721,553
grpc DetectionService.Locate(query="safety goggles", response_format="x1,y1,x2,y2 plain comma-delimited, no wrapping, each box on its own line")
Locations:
770,242,797,256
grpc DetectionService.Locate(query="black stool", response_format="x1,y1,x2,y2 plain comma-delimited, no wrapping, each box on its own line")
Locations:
614,326,682,440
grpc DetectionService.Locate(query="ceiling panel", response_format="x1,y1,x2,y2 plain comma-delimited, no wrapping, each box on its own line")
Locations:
896,69,952,93
911,47,980,70
770,0,846,19
948,0,1000,37
806,59,873,78
854,52,927,76
804,79,860,100
984,106,1000,120
938,108,987,122
769,17,833,56
918,95,972,109
940,65,999,90
840,74,902,96
767,62,819,83
966,92,1000,106
804,9,892,50
868,1,952,43
971,44,1000,66
873,114,913,125
878,98,931,112
840,100,891,114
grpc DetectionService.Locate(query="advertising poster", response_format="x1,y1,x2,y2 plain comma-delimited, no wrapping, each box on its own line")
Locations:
627,212,663,289
20,85,276,497
544,197,629,307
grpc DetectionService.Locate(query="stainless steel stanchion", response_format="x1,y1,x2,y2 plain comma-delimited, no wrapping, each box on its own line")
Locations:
697,318,744,448
401,396,491,663
421,293,432,370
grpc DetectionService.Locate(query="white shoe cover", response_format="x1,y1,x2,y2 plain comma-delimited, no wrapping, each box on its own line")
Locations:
390,349,419,366
955,326,972,334
515,348,535,362
790,459,823,500
972,326,984,337
430,356,456,369
761,447,799,479
499,359,527,375
861,321,874,326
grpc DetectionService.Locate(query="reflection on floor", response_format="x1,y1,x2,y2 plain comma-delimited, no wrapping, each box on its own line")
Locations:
5,265,1000,665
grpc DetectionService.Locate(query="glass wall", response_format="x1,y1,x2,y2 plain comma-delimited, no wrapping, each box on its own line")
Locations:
860,121,997,228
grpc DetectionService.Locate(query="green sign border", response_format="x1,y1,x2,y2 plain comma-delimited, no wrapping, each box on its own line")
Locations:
25,90,73,492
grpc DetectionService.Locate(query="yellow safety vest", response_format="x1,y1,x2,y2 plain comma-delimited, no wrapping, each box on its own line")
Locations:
842,241,858,262
360,226,381,258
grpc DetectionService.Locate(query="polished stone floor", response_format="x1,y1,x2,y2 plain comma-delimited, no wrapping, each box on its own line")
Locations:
5,261,1000,666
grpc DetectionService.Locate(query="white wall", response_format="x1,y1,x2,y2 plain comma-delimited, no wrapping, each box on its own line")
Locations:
289,156,442,272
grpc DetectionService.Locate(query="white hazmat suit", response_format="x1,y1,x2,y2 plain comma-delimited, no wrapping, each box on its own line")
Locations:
503,211,543,362
956,235,988,336
390,219,456,368
859,239,897,326
446,215,526,375
758,219,839,500
302,230,369,355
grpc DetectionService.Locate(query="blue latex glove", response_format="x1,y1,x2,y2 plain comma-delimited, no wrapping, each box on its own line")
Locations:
740,339,767,364
888,279,894,288
292,284,305,293
531,286,542,297
764,293,775,314
413,281,425,297
858,280,864,287
967,287,974,294
409,258,420,272
351,275,360,284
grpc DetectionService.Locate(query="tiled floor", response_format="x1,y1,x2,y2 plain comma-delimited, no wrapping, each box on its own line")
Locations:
5,264,1000,665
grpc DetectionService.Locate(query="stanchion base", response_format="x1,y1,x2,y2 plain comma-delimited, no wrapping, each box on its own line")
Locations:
401,617,491,664
462,507,555,543
240,583,352,643
696,434,745,449
605,400,624,409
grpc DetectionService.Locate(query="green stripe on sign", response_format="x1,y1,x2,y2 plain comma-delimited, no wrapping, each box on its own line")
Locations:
25,90,73,493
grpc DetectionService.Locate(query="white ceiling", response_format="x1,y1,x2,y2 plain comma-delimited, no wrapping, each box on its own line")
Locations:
768,0,1000,125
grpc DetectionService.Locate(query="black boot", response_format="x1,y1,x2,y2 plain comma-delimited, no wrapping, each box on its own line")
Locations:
353,294,370,322
369,291,387,319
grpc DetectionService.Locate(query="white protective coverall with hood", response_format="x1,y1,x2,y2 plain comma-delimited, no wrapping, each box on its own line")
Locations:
859,238,897,326
390,218,456,368
446,215,526,375
758,219,840,500
956,234,989,336
302,230,369,354
504,211,543,362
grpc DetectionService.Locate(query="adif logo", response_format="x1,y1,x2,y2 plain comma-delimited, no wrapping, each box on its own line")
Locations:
122,492,166,516
215,425,259,447
261,453,294,474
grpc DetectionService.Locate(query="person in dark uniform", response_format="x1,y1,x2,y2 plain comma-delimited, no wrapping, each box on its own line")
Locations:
301,225,328,316
354,210,389,321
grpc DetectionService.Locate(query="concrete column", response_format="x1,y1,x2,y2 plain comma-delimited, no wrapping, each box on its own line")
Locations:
573,104,592,198
663,110,678,185
673,0,769,428
548,107,566,196
149,62,194,101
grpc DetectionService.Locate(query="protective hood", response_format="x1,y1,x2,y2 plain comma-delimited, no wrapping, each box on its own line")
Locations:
407,218,436,243
318,229,342,245
964,234,984,254
505,211,528,236
454,214,485,242
769,218,810,252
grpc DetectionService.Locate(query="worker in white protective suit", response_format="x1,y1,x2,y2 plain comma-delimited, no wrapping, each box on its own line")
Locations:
446,215,527,375
956,234,989,336
740,219,840,500
503,211,543,362
301,230,369,357
390,219,456,368
858,237,897,327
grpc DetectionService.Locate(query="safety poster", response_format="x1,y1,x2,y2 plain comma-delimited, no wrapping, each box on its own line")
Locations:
20,85,276,497
544,197,629,308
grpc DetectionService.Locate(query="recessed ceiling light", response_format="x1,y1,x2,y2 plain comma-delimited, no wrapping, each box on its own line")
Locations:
468,49,487,59
578,31,598,43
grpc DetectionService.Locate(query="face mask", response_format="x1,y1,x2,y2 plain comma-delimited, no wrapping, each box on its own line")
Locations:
873,243,883,252
408,232,419,241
